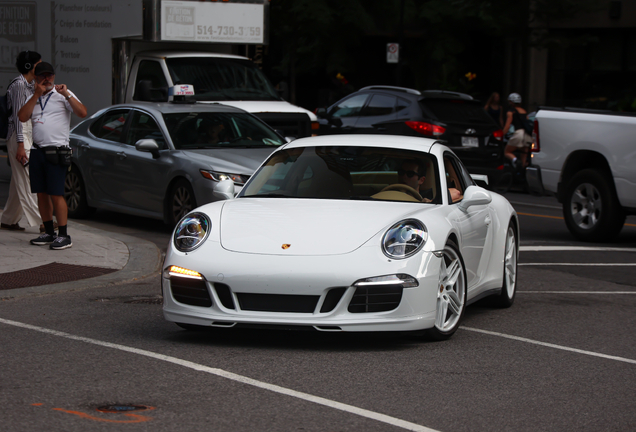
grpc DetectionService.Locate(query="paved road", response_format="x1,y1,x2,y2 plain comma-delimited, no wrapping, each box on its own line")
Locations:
1,182,635,431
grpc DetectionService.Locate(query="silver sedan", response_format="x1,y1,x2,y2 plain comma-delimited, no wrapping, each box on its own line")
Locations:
66,102,285,225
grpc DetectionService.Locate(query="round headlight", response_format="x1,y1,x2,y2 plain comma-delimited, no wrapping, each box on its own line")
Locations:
382,219,428,259
173,212,211,252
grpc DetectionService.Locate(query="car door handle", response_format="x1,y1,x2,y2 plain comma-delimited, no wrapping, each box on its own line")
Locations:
375,127,387,131
484,215,492,225
78,142,90,149
116,152,127,160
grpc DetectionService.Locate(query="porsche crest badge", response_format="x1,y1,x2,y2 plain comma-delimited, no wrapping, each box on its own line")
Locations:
281,244,291,250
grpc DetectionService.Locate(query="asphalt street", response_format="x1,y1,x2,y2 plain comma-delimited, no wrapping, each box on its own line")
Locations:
0,175,635,432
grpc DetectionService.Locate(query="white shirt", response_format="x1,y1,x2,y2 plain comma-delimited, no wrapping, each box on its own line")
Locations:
30,88,79,147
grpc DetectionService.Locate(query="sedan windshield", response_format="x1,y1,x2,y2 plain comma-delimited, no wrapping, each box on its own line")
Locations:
163,112,285,149
240,146,441,203
166,58,281,102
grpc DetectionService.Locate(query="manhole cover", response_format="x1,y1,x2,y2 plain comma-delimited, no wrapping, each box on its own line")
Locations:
96,405,151,413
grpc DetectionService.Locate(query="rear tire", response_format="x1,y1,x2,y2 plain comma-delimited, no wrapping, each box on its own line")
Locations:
494,222,517,308
166,179,197,226
64,165,95,218
562,169,625,242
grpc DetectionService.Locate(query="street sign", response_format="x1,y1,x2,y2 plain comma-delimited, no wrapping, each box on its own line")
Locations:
387,43,399,64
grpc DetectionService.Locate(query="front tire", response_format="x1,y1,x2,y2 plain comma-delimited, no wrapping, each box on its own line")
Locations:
494,223,517,308
64,165,95,218
424,240,467,341
166,179,197,226
563,169,625,242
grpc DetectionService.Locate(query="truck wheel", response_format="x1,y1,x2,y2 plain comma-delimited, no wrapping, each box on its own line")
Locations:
166,179,197,226
563,169,625,242
64,165,95,219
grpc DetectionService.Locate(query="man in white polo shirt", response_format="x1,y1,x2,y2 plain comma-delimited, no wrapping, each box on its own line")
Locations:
18,62,87,250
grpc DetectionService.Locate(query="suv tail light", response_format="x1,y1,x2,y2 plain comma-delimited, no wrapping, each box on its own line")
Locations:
531,120,540,152
492,129,503,140
405,121,446,137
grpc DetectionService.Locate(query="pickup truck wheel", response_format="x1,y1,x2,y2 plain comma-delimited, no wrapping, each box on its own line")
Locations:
563,169,625,242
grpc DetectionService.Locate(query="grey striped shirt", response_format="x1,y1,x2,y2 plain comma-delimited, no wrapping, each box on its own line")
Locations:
7,74,34,143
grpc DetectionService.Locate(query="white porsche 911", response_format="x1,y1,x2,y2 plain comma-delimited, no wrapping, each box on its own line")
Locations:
162,135,519,340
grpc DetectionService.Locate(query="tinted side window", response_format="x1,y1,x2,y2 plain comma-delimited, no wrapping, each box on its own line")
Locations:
396,97,410,112
125,111,166,149
360,94,396,117
89,109,130,142
133,60,168,102
330,94,369,118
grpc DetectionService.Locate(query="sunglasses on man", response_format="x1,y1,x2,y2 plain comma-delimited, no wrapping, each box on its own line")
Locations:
398,169,421,178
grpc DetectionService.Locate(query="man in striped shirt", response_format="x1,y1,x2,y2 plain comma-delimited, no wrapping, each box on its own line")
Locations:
0,51,42,231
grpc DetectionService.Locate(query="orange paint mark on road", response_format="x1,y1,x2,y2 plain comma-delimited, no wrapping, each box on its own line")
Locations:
52,408,154,423
31,403,44,406
517,211,636,227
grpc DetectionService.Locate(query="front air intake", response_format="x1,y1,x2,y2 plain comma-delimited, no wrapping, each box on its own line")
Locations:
348,286,403,313
170,276,212,307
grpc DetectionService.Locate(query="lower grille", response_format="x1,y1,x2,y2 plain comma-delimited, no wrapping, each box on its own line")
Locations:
320,287,347,313
348,286,403,313
170,276,212,307
237,293,319,313
214,283,236,309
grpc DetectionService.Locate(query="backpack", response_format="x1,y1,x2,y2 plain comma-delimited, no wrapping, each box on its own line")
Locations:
0,77,21,140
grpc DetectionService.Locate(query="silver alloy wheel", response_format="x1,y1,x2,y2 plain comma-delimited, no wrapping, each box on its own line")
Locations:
172,185,193,222
504,226,517,298
435,245,466,332
570,182,602,230
64,171,81,213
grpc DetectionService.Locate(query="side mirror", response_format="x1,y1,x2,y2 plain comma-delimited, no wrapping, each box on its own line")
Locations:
458,186,492,211
470,174,489,188
213,179,235,201
135,139,160,159
329,117,343,127
315,107,328,118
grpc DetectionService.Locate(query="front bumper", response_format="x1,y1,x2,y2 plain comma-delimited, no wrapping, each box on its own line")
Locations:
162,241,442,332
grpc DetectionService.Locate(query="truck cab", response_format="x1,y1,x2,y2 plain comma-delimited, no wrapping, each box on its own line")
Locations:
125,51,318,138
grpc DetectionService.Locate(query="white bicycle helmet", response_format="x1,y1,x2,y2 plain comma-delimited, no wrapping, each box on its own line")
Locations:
508,93,522,104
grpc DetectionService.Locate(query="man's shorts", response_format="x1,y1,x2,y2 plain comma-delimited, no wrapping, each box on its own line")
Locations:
30,146,68,196
508,129,533,148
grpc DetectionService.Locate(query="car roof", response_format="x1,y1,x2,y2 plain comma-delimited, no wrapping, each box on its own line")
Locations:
102,102,250,116
352,86,474,101
135,50,248,61
284,134,438,153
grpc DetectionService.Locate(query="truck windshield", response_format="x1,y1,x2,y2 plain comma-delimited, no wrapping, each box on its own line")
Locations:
163,111,285,149
166,58,281,102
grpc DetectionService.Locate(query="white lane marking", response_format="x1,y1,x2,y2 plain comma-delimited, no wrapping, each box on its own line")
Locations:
519,263,636,266
520,246,636,252
0,318,438,432
519,291,636,294
462,327,636,365
509,201,561,210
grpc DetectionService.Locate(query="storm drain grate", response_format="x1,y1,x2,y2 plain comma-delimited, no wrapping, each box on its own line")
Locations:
0,262,117,290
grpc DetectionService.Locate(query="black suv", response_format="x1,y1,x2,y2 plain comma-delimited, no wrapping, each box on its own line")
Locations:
316,86,505,188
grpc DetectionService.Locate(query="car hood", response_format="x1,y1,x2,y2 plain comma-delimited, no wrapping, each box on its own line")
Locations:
180,148,276,174
219,199,434,256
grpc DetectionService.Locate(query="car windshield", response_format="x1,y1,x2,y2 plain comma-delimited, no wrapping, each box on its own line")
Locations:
163,112,285,149
166,58,281,102
240,146,441,203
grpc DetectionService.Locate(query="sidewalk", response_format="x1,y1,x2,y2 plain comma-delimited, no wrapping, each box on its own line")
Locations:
0,212,162,299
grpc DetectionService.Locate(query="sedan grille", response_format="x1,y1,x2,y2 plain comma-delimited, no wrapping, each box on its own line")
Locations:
348,286,403,313
170,276,213,307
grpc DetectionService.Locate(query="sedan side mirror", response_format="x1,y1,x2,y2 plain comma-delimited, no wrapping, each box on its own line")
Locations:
458,186,492,211
135,139,160,159
213,179,235,201
315,107,328,118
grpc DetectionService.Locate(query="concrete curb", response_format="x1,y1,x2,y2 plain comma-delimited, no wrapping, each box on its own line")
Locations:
1,220,163,300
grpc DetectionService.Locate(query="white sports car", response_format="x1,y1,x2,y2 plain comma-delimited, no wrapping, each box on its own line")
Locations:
162,135,519,340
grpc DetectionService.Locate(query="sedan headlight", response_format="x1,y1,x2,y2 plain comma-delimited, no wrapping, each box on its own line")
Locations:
382,219,428,259
173,212,211,252
200,169,249,185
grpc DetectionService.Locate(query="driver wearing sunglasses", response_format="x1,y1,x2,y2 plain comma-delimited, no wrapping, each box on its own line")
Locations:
398,160,462,203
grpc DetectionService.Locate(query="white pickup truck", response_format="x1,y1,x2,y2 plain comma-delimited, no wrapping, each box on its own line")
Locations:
526,107,636,242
